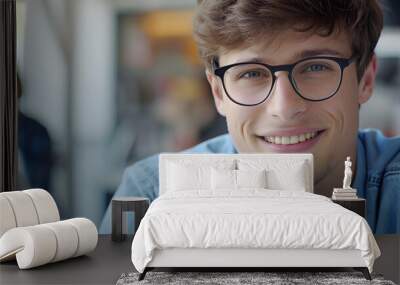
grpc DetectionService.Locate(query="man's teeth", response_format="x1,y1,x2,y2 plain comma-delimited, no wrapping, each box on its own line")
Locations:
264,132,317,145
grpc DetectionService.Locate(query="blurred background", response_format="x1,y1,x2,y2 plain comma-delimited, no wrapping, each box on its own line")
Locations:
15,0,400,227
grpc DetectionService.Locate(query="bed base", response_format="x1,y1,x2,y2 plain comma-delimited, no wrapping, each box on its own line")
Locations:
137,248,372,281
138,267,371,281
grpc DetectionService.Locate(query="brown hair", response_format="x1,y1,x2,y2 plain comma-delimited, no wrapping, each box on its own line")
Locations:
193,0,383,79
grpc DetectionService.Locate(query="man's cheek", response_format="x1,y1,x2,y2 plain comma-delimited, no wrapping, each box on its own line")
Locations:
334,105,359,137
227,116,244,138
321,101,349,135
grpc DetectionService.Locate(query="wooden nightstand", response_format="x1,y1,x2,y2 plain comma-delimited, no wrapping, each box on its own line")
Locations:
332,198,366,217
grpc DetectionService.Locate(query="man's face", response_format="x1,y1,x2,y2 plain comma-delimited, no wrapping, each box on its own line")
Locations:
207,29,376,185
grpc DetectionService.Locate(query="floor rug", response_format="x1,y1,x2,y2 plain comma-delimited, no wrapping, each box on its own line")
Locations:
116,271,396,285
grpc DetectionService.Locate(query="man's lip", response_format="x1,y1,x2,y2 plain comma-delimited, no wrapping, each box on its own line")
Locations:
258,128,326,137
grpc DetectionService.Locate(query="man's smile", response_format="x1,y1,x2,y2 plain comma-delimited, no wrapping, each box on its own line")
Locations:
256,128,327,152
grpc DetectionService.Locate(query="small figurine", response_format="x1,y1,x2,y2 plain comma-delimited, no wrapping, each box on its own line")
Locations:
343,156,352,189
332,156,357,200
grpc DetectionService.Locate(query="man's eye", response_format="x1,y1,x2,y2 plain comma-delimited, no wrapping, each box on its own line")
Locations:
304,64,329,72
240,70,265,79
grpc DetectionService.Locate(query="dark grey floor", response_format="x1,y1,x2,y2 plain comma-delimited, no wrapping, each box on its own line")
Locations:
0,235,398,285
374,235,400,284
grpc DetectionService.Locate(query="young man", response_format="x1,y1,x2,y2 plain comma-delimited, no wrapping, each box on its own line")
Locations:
101,0,400,234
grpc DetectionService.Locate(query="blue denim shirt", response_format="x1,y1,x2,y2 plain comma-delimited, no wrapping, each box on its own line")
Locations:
100,129,400,234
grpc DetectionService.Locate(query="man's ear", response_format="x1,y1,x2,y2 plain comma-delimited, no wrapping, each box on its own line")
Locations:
206,69,226,117
358,54,378,105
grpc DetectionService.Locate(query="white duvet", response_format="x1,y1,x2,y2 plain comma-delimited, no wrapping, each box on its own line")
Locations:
131,190,380,273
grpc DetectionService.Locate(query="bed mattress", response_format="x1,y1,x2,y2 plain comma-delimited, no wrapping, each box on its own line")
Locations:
131,190,380,273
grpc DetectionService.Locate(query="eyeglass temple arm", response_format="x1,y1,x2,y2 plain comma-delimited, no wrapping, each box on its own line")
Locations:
212,57,219,70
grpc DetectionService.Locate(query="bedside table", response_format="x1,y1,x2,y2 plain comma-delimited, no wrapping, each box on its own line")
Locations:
112,197,149,242
332,198,366,217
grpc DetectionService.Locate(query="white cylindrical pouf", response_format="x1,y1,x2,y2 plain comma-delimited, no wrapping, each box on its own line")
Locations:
0,219,98,269
0,196,17,237
67,218,98,257
23,189,60,224
0,226,57,269
42,221,79,262
0,192,39,227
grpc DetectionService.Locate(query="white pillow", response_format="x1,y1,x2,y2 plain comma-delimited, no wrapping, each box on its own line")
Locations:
167,163,210,191
237,159,309,191
166,159,236,192
269,161,308,191
236,169,267,188
211,168,236,190
211,169,267,190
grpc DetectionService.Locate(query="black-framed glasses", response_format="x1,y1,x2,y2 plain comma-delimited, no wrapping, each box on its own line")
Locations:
213,56,356,106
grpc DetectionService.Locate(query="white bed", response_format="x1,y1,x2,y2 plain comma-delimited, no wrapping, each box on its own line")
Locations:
131,153,380,280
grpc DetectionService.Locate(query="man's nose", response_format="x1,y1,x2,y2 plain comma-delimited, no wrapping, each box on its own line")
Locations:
266,71,307,121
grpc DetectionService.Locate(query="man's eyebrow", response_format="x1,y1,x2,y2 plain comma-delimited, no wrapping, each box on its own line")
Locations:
233,57,265,64
295,49,346,59
232,49,347,65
